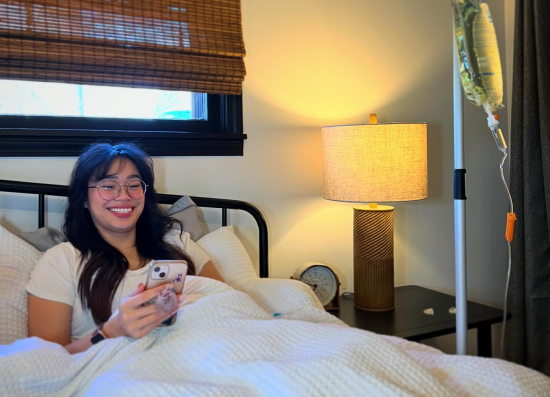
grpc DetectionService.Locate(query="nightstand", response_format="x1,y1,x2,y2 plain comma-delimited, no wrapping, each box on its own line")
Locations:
334,285,511,357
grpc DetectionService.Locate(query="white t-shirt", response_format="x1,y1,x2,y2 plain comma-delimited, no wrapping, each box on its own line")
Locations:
26,229,210,341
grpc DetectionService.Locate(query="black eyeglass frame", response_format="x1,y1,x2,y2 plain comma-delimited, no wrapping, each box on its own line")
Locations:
87,179,149,201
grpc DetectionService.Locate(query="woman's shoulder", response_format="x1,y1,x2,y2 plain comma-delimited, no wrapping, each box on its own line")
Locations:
30,241,82,282
40,241,81,263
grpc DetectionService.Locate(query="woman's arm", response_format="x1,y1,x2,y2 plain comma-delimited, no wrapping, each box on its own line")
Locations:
28,294,72,346
28,283,184,355
28,293,107,354
28,295,106,354
198,260,224,282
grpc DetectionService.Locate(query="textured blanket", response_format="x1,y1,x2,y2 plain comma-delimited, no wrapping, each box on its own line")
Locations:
1,277,549,397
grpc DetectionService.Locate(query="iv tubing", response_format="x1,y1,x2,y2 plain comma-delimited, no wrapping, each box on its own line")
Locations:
501,242,512,356
500,153,513,214
499,151,514,357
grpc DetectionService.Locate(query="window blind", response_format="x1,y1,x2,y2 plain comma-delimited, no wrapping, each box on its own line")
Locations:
0,0,246,94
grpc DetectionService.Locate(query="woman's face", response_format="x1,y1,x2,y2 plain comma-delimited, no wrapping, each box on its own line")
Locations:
87,158,145,240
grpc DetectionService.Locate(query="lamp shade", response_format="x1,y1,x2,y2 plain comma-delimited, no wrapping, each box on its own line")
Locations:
322,123,428,203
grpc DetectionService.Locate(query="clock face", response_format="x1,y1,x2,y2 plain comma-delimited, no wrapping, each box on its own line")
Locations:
300,265,338,307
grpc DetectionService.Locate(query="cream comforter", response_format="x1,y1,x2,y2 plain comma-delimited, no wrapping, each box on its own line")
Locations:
1,277,549,397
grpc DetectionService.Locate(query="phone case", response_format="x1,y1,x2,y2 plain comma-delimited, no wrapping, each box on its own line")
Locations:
144,260,188,326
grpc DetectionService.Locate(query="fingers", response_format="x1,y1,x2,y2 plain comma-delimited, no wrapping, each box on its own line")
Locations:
137,293,184,316
117,286,185,339
126,282,146,298
128,294,184,332
137,297,183,328
133,306,181,338
138,301,163,316
127,283,175,307
123,291,184,322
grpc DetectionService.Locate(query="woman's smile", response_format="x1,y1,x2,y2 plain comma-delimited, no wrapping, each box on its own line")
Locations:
108,206,135,217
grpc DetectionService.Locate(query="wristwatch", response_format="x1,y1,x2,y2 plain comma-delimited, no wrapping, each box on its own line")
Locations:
91,323,109,345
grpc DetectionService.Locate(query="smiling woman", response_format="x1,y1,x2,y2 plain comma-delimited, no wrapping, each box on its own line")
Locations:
26,142,223,354
86,159,146,240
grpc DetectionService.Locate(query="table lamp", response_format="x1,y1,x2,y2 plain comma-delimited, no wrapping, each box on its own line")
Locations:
322,115,427,311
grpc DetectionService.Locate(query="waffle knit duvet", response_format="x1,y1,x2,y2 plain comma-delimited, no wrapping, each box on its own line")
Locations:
1,277,549,397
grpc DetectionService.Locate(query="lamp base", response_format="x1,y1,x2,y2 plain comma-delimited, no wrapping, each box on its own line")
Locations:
353,205,394,311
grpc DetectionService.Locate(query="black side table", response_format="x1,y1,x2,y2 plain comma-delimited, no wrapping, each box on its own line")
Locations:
334,285,511,357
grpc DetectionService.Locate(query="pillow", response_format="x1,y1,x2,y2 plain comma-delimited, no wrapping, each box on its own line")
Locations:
196,226,257,288
18,227,67,252
239,278,326,316
0,225,43,345
166,196,206,241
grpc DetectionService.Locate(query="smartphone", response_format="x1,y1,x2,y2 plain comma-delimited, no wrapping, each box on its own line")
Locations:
144,260,188,326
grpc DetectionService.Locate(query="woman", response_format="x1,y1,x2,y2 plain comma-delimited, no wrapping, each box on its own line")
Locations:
26,142,223,354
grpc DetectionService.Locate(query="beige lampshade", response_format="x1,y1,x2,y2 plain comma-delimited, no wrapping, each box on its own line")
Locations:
322,122,428,202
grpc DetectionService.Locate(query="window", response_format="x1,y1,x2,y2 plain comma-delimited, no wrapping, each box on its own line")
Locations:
0,80,244,157
1,80,201,120
0,0,246,157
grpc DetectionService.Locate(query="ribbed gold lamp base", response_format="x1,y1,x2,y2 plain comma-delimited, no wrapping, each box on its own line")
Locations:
353,206,394,311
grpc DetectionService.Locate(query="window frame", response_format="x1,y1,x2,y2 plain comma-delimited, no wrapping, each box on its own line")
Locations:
0,93,245,157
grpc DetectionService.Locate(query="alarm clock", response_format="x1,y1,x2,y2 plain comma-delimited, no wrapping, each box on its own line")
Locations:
291,262,340,311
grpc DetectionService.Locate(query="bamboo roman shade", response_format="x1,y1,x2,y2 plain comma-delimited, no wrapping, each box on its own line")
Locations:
0,0,246,94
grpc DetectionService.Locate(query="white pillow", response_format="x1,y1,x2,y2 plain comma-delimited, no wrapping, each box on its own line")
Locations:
196,226,257,288
239,278,325,316
0,225,43,344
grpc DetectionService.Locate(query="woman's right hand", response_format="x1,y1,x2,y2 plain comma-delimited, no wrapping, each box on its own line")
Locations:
102,283,184,339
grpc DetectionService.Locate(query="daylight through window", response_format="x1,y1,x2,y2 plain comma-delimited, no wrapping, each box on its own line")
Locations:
0,80,205,121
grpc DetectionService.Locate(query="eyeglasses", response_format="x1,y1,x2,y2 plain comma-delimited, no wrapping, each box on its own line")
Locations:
88,180,148,201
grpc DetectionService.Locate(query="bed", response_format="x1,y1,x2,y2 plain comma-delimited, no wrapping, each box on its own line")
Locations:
0,179,549,397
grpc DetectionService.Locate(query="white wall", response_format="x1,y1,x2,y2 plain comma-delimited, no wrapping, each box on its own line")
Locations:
0,0,513,356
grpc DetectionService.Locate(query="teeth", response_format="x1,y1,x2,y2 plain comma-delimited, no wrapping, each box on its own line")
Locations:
109,208,133,213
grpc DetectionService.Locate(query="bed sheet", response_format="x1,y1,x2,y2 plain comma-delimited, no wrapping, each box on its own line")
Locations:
1,277,549,397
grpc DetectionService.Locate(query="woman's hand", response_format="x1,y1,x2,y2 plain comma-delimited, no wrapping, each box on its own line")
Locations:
102,283,184,339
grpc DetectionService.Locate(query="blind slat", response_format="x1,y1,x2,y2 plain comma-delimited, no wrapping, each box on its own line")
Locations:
0,37,246,76
0,0,246,94
8,0,243,17
0,68,242,93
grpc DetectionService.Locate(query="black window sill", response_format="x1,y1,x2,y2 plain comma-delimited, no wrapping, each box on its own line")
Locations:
0,129,246,157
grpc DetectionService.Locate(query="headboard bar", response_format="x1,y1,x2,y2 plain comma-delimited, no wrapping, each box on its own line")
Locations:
0,179,269,277
0,179,69,196
222,208,228,227
38,194,45,229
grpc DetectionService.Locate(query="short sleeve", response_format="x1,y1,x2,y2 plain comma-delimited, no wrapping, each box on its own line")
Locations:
26,243,79,307
164,229,211,275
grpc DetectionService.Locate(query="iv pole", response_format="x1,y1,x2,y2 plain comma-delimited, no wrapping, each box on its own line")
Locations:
452,0,515,356
453,9,468,355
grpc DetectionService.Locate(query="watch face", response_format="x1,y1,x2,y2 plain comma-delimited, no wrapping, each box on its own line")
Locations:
91,328,105,345
300,266,338,307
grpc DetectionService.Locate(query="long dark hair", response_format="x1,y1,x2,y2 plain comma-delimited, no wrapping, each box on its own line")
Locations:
64,142,195,325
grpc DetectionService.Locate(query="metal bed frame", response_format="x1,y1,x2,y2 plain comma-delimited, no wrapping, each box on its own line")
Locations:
0,179,269,278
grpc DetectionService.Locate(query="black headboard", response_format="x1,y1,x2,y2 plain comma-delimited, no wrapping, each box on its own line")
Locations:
0,179,269,278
